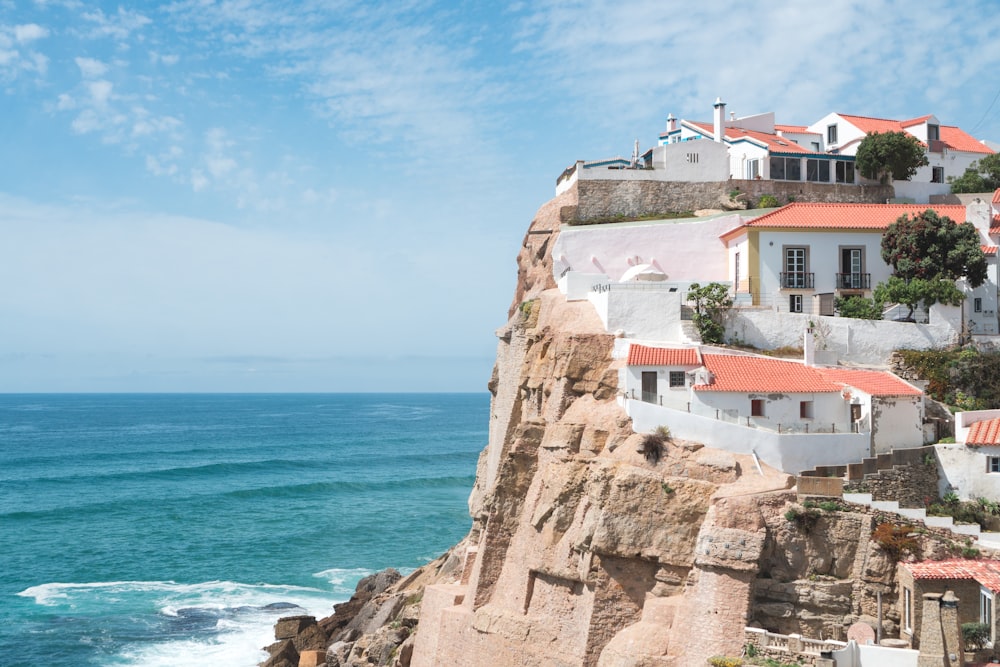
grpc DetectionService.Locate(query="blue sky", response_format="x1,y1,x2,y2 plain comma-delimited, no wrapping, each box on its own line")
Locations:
1,0,999,392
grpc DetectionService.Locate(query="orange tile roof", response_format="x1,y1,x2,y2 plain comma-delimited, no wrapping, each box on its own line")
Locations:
740,202,967,231
688,122,818,154
815,368,922,397
993,188,1000,205
693,353,922,396
695,354,841,393
983,246,998,256
836,114,993,154
905,559,1000,593
775,124,817,134
966,418,1000,446
627,344,700,366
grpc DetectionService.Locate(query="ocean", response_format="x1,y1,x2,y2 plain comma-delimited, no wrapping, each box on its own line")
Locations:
0,393,488,667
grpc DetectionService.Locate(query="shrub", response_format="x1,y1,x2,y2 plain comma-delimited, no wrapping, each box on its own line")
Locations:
708,657,743,667
640,433,664,463
757,194,779,208
835,295,883,320
785,506,820,534
872,523,918,561
963,622,991,650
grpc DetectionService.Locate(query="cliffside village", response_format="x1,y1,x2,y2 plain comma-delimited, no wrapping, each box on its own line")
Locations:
553,100,1000,666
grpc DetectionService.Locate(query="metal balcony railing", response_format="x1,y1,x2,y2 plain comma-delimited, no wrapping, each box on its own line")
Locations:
779,272,814,289
836,272,871,289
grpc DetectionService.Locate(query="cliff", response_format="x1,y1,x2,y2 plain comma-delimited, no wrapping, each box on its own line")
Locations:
263,190,980,667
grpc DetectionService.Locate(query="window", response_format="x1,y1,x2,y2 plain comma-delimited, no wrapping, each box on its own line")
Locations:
770,156,801,181
641,371,657,404
981,588,994,645
904,588,913,633
827,124,838,145
989,456,1000,473
686,152,699,163
976,298,983,313
932,166,944,183
783,247,810,288
669,371,686,388
751,399,765,417
806,159,831,182
836,161,855,184
789,294,803,313
800,401,814,419
811,141,820,152
746,159,760,179
928,124,940,142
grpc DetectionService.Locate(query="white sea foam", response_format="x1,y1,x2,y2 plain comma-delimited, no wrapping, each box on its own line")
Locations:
312,567,373,594
19,579,340,667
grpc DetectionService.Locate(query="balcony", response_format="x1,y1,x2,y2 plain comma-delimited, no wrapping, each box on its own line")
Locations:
836,272,871,290
928,139,945,153
780,272,814,289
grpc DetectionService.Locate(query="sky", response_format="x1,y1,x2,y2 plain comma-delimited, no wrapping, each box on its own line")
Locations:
1,0,999,392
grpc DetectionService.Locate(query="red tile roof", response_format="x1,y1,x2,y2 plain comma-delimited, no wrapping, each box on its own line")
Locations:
966,418,1000,446
688,122,819,154
836,114,993,154
738,202,967,231
815,368,922,397
627,344,700,366
693,353,921,396
993,188,1000,205
775,124,817,134
905,559,1000,593
983,246,998,256
695,354,839,393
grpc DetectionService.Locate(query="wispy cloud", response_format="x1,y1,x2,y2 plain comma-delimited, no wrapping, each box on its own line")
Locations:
0,22,49,82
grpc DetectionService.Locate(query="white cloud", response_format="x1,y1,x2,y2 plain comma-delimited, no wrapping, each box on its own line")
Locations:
87,79,112,106
75,56,107,78
14,23,49,42
80,6,151,40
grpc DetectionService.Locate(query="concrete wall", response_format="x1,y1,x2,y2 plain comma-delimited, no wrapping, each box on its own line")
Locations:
620,363,696,410
569,179,894,223
690,389,850,434
624,398,870,474
651,141,730,181
936,442,1000,500
872,395,926,453
588,286,684,340
726,309,961,366
557,271,609,301
552,215,737,283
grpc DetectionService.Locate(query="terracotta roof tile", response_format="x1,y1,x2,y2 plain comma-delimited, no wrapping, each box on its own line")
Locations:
983,246,998,256
967,418,1000,446
993,188,1000,205
905,559,1000,593
837,113,907,135
694,354,841,393
775,124,817,134
688,122,819,154
815,368,922,397
740,202,967,231
940,125,994,154
835,114,993,154
627,344,700,367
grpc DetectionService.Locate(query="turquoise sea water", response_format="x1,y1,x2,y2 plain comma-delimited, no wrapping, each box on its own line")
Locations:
0,393,487,667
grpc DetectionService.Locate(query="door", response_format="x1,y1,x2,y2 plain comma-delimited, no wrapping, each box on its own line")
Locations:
641,372,657,404
841,248,862,289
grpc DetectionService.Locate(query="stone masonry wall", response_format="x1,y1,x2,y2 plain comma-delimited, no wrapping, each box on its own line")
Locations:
570,179,895,222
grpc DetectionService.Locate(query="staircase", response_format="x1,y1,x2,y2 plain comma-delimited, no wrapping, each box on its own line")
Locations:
841,492,1000,549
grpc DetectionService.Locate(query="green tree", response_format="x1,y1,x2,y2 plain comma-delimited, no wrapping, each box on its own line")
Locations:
949,153,1000,194
873,276,965,321
855,131,929,184
881,210,987,287
686,282,732,345
834,295,883,320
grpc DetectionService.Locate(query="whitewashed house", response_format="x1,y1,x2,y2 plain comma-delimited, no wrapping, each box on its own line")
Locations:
621,342,925,471
805,112,993,202
935,410,1000,501
720,199,1000,334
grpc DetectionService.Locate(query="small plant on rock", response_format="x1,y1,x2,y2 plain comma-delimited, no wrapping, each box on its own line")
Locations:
639,433,665,464
872,522,919,561
708,657,743,667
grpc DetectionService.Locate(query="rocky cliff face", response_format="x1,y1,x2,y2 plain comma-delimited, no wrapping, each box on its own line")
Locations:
265,191,968,667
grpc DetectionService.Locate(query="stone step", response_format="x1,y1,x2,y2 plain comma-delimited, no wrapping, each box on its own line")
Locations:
843,493,872,505
976,533,1000,550
897,508,927,521
870,500,900,512
924,516,955,529
951,523,982,537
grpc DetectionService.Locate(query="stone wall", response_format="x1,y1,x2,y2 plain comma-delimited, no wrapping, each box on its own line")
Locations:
569,179,894,223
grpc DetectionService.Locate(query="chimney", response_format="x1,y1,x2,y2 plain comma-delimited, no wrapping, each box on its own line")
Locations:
666,113,677,133
713,97,726,143
940,591,964,667
917,593,946,666
804,324,815,367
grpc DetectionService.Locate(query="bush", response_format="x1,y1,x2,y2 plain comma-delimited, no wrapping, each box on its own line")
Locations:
785,506,820,534
708,657,743,667
963,622,991,650
757,194,779,208
835,295,883,320
872,523,918,561
640,433,664,463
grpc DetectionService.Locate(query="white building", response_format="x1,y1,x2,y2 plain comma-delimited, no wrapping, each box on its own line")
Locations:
935,410,1000,501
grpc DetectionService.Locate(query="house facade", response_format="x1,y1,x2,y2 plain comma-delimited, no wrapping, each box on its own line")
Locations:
807,113,994,202
620,341,925,462
899,560,1000,651
719,200,1000,335
936,410,1000,501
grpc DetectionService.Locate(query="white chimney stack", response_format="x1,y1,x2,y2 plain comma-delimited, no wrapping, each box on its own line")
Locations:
804,324,815,367
713,97,726,143
666,113,677,133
